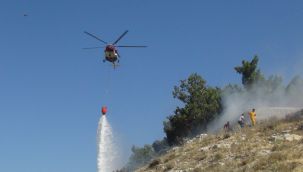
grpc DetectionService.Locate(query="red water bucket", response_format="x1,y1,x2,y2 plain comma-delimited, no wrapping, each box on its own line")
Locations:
101,106,107,115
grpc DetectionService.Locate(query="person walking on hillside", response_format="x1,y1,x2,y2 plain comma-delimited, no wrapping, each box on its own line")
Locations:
249,108,256,126
224,121,231,132
238,113,245,128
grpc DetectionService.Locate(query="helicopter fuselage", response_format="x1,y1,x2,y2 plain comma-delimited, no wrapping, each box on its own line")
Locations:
104,44,118,63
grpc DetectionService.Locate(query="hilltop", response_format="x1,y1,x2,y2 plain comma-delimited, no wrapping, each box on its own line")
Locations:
115,56,303,172
136,110,303,172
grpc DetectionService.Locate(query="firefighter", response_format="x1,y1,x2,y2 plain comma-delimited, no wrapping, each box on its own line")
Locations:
249,108,256,126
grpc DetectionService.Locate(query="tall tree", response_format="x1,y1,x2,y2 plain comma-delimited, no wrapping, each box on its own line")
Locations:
164,73,222,145
234,55,264,89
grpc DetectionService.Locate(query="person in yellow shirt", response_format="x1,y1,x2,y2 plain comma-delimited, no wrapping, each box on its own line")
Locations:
249,108,256,126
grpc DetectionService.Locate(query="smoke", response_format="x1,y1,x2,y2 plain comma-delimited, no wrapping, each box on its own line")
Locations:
97,115,120,172
207,75,303,132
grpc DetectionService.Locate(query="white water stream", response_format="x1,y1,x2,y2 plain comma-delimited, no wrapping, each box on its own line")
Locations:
97,115,117,172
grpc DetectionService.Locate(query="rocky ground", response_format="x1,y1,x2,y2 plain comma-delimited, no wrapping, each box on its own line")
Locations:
136,111,303,172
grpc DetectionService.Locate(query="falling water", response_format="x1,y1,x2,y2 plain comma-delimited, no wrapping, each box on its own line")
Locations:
97,115,117,172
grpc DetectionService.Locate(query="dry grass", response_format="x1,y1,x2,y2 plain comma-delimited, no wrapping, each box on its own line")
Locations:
163,162,173,171
137,114,303,172
297,122,303,131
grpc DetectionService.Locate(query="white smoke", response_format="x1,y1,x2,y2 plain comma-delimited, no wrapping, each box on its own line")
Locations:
97,116,119,172
207,75,303,132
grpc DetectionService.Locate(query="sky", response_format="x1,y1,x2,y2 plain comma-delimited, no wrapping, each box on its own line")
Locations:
1,0,303,171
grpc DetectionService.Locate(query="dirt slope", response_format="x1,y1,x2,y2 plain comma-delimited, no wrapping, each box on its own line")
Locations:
137,112,303,172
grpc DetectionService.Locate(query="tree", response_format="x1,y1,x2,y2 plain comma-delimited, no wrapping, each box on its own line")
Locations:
234,55,264,89
164,73,222,145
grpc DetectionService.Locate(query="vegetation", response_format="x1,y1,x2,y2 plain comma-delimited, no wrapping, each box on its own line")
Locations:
234,55,264,90
164,73,222,145
137,111,303,172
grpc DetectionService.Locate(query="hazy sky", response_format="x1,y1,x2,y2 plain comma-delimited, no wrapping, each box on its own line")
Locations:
1,1,303,171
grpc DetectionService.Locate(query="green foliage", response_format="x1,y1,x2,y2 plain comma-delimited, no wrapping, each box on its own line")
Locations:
234,55,264,89
232,56,285,96
164,73,222,145
125,145,156,171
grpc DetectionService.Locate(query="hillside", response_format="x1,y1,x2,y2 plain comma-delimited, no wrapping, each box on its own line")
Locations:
136,110,303,172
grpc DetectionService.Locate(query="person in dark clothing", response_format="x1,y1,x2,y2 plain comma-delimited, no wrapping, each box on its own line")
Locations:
224,121,231,132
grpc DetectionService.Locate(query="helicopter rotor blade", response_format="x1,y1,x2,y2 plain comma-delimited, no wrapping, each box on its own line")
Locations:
116,45,147,48
82,46,104,50
84,31,108,44
113,30,128,45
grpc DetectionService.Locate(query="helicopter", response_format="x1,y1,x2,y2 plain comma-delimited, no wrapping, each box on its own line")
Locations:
83,30,147,68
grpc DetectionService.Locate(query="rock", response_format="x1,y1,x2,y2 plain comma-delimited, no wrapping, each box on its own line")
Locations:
270,133,302,142
284,134,302,141
196,133,207,138
196,133,208,142
257,149,271,156
186,140,193,144
200,146,210,152
270,134,284,142
282,130,291,134
219,162,225,166
217,143,231,149
172,146,180,151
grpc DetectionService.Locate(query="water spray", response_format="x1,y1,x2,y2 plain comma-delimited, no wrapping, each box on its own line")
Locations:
97,107,118,172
